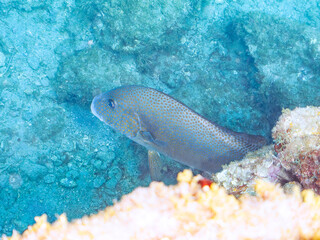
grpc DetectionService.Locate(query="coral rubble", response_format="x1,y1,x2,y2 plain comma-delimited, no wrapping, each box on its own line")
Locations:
214,106,320,196
4,170,320,240
272,107,320,194
214,145,279,196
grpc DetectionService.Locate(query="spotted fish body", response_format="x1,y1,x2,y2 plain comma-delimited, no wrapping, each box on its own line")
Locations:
91,86,266,173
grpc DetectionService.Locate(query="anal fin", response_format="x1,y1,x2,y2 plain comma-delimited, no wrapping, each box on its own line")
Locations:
148,150,163,182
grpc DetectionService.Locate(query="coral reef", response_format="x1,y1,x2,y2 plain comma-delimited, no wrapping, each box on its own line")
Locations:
1,0,320,236
214,145,280,196
4,170,320,240
272,107,320,194
214,106,320,196
235,12,320,111
53,47,145,106
90,0,195,52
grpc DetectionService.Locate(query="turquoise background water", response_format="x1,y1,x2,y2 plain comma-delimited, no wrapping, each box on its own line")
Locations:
0,0,320,236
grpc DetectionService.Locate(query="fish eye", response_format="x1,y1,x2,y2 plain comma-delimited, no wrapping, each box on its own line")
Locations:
108,99,116,109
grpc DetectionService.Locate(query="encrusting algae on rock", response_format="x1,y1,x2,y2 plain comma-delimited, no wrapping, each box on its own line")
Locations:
4,169,320,240
214,106,320,197
213,145,278,196
272,106,320,194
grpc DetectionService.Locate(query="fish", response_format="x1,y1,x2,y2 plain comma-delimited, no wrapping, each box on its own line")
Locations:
91,85,266,180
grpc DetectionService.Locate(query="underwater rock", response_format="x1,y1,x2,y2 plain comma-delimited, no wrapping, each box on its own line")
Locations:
0,0,51,12
92,160,102,170
32,107,66,141
0,51,5,67
27,52,41,70
0,188,18,210
20,161,47,181
60,178,77,188
95,151,116,170
96,151,116,162
11,220,28,235
51,155,63,167
54,47,143,106
66,170,80,180
5,170,320,240
213,145,279,196
105,166,122,189
272,106,320,194
0,173,9,188
215,106,320,195
93,176,106,189
236,13,320,109
44,174,56,184
86,0,194,52
8,173,23,189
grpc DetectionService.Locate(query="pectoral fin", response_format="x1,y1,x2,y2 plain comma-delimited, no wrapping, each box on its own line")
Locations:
139,131,156,144
134,112,166,147
136,130,167,148
148,150,163,181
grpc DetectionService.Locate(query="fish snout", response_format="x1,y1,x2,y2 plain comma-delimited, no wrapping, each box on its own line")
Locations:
91,93,105,121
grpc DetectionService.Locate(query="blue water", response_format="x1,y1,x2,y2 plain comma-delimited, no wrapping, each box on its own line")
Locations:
0,0,320,236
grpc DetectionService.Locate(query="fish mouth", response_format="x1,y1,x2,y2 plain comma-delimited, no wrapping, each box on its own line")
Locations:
91,93,105,122
90,96,98,117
